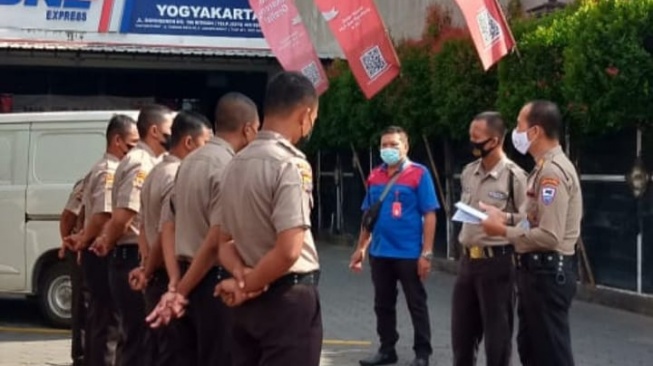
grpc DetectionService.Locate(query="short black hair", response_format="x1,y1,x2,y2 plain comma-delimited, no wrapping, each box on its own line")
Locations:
263,71,317,117
381,125,409,144
525,100,562,139
213,92,258,133
170,111,211,148
106,114,136,144
136,104,173,138
473,111,506,141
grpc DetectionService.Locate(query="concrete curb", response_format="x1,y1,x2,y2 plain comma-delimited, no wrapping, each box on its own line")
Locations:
432,257,653,318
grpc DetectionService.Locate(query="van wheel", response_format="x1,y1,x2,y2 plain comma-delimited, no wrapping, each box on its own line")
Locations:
38,262,72,328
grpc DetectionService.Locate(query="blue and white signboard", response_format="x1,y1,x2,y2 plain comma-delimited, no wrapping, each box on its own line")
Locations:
119,0,262,38
0,0,268,51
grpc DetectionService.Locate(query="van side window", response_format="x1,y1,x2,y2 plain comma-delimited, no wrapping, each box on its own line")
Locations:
32,132,105,184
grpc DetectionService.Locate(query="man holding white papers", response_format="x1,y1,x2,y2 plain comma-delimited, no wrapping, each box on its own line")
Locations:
481,101,583,366
453,112,527,366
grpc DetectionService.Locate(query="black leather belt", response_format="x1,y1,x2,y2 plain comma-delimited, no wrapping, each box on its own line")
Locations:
111,244,139,259
176,259,231,282
268,270,320,291
462,244,514,259
515,252,574,271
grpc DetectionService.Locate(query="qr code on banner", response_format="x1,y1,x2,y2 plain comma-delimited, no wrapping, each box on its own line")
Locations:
360,45,388,80
301,62,323,88
476,8,502,48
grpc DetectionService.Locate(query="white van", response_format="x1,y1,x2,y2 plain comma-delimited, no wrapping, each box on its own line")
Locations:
0,110,139,327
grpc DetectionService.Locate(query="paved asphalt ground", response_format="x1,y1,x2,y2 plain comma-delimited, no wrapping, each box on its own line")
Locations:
1,244,653,365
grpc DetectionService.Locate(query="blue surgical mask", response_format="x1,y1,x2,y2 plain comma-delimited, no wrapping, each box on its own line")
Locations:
380,147,401,166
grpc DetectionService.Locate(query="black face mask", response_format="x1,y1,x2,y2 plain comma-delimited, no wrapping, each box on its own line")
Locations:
470,138,495,158
297,118,315,149
297,128,313,149
121,143,136,156
160,133,172,151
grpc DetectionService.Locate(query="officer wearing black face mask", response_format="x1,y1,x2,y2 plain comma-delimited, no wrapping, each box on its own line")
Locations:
452,112,527,366
90,104,175,366
160,132,173,151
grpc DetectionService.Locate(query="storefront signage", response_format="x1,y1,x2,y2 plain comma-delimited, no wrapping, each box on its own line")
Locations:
0,0,267,50
119,0,262,38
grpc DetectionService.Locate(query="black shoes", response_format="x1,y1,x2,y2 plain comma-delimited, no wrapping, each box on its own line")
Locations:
359,351,399,366
359,351,430,366
408,357,429,366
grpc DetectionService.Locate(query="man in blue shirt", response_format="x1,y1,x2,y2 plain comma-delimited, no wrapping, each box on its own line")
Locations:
350,126,439,366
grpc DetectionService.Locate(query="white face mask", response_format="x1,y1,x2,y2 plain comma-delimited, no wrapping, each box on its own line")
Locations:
511,128,531,155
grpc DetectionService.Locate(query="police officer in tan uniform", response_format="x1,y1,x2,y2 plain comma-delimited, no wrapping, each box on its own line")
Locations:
482,101,582,366
59,177,87,366
145,92,259,365
214,71,321,366
130,111,212,366
453,112,527,366
67,114,139,366
91,105,174,366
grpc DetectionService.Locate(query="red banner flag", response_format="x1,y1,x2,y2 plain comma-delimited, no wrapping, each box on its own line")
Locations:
250,0,329,95
454,0,516,70
314,0,400,99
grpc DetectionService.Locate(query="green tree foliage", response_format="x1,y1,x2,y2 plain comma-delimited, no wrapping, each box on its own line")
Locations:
387,42,437,142
432,37,498,140
496,7,576,128
562,0,653,134
311,0,653,151
308,60,389,151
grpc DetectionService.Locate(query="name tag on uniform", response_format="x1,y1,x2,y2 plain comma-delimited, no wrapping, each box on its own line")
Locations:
488,191,507,200
392,202,402,218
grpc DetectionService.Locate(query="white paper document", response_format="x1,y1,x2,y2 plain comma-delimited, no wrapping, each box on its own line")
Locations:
452,202,489,224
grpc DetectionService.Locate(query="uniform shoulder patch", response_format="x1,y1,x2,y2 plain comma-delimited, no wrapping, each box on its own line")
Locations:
295,161,313,191
105,172,115,188
540,177,560,187
541,186,557,206
134,170,147,188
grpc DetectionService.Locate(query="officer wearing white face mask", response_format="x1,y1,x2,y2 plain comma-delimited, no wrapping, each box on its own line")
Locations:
481,101,582,366
350,126,440,366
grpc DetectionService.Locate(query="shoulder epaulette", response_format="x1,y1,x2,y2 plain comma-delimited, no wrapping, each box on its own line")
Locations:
548,159,570,182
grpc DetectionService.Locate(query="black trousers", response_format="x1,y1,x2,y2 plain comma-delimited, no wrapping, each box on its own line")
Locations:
177,261,232,366
231,283,323,366
516,258,576,366
66,251,86,366
144,268,194,366
370,256,432,358
108,244,152,366
82,250,120,366
451,254,515,366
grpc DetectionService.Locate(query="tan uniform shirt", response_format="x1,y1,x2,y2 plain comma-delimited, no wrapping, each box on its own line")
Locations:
65,177,87,233
112,142,163,245
141,154,181,248
65,178,86,216
506,146,583,255
459,157,527,247
170,137,234,259
83,153,120,227
217,131,319,274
